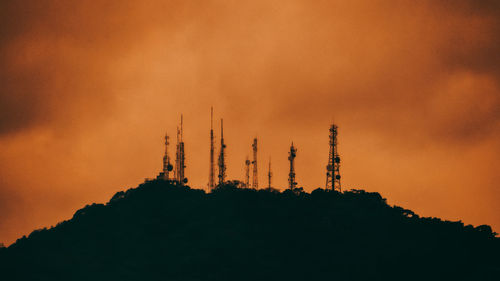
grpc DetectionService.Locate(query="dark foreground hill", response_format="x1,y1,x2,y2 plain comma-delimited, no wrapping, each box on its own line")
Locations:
1,180,499,281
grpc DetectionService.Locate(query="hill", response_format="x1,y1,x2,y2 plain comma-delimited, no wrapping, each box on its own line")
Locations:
1,180,499,280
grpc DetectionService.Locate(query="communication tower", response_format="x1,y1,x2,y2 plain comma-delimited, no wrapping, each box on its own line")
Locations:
162,132,172,180
208,107,215,190
325,124,341,191
175,126,179,180
288,142,297,189
218,119,226,185
252,138,258,189
244,156,251,188
175,115,186,184
267,158,272,189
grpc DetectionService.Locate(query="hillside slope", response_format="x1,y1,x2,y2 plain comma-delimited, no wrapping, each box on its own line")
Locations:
1,180,498,280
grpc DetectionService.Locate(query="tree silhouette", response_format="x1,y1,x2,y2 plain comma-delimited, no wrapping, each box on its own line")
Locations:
0,180,498,281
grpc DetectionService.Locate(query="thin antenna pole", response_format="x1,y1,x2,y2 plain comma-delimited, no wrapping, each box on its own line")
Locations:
175,126,180,181
268,157,272,189
180,114,183,142
209,107,215,190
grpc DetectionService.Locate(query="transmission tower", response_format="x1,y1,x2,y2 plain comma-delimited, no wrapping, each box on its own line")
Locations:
267,158,272,189
244,156,251,188
208,107,215,190
252,138,258,189
175,126,180,181
162,132,172,180
175,115,186,184
288,142,297,189
325,124,341,192
218,119,226,185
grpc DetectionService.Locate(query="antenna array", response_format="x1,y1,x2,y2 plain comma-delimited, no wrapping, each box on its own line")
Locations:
175,115,186,184
245,156,251,188
252,138,258,189
288,142,297,189
209,108,215,190
325,124,341,191
218,119,226,185
162,133,172,180
156,112,344,192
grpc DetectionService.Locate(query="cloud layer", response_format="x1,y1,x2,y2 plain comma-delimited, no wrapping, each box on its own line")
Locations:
1,0,499,244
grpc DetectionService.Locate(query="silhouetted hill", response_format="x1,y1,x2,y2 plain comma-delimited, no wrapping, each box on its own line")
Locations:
1,180,499,281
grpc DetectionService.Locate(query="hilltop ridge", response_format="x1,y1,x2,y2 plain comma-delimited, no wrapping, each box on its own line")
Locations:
1,180,499,281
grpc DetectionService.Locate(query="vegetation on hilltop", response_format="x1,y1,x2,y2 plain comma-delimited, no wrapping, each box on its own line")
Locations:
1,180,498,280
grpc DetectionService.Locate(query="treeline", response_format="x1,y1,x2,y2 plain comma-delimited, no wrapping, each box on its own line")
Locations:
1,180,498,280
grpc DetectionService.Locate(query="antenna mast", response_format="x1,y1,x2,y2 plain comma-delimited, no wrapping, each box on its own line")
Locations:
218,119,226,185
252,138,258,189
245,156,251,188
175,115,186,184
325,124,341,191
209,107,215,190
268,158,272,189
288,142,297,190
162,132,171,180
175,126,180,181
180,115,185,184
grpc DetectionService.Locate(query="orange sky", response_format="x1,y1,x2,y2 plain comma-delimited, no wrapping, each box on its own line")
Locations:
1,1,499,245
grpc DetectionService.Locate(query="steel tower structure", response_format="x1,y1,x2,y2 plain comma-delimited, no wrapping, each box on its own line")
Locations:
288,142,297,189
218,119,226,185
162,132,172,180
208,107,215,190
244,156,251,188
175,115,186,184
325,124,341,192
175,126,180,181
252,138,258,189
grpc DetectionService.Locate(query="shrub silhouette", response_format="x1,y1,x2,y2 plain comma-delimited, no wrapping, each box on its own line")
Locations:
0,180,498,281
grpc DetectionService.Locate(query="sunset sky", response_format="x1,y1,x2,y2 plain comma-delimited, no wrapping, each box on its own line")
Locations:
1,0,499,245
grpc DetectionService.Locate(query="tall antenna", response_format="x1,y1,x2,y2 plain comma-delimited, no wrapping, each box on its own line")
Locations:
175,115,186,184
288,142,297,190
209,107,215,190
244,156,251,188
218,119,226,185
180,115,186,184
162,132,172,180
252,138,258,189
175,126,180,181
267,157,272,189
180,114,183,141
325,124,341,192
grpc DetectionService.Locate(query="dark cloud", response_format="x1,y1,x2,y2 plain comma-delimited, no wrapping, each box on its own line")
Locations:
0,0,194,136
